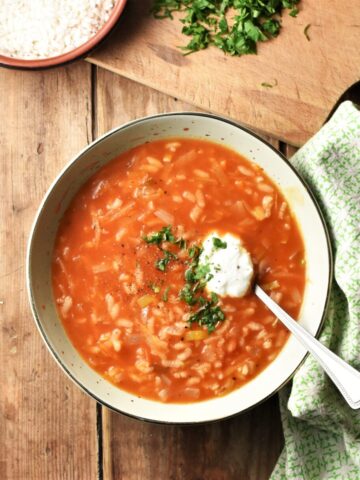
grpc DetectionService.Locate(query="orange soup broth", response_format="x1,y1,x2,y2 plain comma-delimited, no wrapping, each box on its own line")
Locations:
52,138,306,403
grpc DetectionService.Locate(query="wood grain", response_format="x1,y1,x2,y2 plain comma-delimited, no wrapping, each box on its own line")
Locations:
95,67,284,480
284,144,299,159
0,64,98,480
88,0,360,146
106,397,283,480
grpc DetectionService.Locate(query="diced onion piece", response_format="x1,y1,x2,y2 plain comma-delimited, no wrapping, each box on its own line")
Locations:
262,280,280,291
251,206,266,221
194,169,210,179
147,156,163,167
210,158,228,186
61,296,72,315
176,149,196,165
154,209,174,224
262,195,273,217
184,387,200,399
137,295,156,308
184,330,208,341
189,205,203,223
166,141,181,152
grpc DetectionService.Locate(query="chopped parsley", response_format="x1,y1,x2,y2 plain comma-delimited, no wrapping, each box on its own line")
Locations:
143,225,185,247
212,237,227,249
179,283,198,306
188,293,225,333
188,245,202,258
162,286,170,302
304,23,311,41
143,225,185,272
142,226,226,333
179,243,225,332
155,250,177,272
261,79,278,88
151,0,301,56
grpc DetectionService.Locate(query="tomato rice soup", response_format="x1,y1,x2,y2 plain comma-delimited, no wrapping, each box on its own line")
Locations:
52,138,305,403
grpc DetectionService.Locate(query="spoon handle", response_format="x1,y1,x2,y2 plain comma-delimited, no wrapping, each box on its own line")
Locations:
255,285,360,409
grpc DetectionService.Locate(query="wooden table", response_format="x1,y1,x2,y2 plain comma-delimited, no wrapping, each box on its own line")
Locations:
0,62,297,480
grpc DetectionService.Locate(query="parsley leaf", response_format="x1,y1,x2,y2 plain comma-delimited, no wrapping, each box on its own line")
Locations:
143,226,186,272
155,250,177,272
212,237,227,249
188,294,225,332
178,241,226,332
260,79,278,88
179,283,198,305
304,23,311,41
162,286,170,301
188,245,202,259
143,225,185,247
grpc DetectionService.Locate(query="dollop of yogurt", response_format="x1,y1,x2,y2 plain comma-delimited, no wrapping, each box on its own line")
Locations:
199,232,254,298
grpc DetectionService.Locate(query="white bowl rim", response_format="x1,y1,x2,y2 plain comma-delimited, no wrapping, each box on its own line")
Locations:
26,111,333,425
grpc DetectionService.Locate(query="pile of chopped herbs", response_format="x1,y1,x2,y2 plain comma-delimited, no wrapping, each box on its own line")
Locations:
143,225,185,271
143,225,226,333
151,0,300,56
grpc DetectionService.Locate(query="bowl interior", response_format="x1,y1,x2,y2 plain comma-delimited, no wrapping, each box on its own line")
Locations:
27,113,331,423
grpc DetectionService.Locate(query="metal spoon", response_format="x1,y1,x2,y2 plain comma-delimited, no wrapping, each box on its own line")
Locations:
255,285,360,410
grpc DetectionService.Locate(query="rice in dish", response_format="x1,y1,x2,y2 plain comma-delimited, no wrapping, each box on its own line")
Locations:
0,0,115,60
52,138,305,403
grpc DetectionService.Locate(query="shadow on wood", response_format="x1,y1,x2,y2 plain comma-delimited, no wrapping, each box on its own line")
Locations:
106,395,283,480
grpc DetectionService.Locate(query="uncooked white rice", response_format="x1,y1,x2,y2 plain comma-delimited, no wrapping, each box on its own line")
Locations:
0,0,116,60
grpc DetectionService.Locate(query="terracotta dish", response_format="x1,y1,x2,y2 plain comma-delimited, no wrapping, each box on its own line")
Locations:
0,0,127,70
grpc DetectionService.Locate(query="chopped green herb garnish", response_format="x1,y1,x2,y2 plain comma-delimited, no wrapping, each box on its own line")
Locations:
143,225,185,248
210,292,219,303
304,23,311,41
180,247,212,304
185,267,196,283
179,283,198,306
143,226,185,272
177,238,187,249
188,245,202,259
151,0,301,56
188,294,225,333
143,226,226,333
212,237,227,249
261,79,278,88
162,286,170,302
155,250,177,272
194,263,211,280
143,229,165,245
178,239,226,332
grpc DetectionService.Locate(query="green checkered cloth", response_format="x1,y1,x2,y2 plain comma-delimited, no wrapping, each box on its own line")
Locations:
271,101,360,480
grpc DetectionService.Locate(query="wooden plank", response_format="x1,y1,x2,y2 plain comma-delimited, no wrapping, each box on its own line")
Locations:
88,0,360,146
0,64,98,480
95,68,283,480
284,144,299,159
105,397,283,480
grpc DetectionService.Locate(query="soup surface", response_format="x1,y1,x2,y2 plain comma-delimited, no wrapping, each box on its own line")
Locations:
52,138,305,403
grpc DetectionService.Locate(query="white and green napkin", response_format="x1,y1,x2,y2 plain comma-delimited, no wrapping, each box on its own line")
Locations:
271,101,360,480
